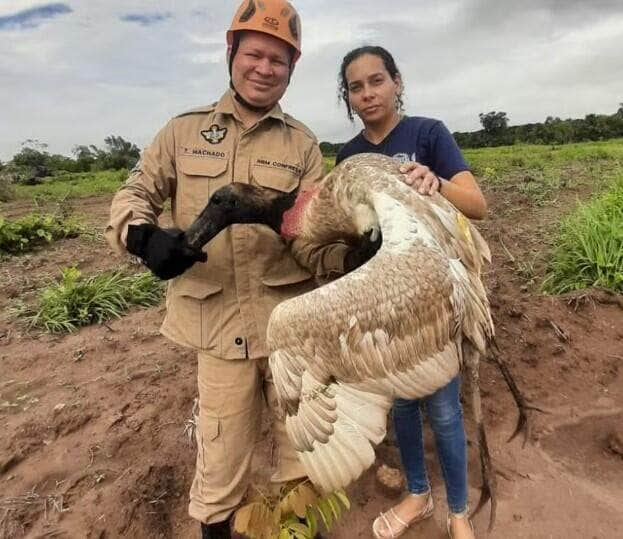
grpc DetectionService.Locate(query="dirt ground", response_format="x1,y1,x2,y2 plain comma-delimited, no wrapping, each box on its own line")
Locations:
1,185,622,539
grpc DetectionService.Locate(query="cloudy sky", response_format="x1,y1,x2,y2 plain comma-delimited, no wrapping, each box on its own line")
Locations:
1,0,622,160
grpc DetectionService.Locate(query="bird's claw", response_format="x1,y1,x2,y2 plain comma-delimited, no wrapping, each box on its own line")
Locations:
507,400,548,447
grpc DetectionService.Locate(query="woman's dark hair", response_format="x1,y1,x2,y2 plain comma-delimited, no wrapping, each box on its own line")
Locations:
338,45,404,121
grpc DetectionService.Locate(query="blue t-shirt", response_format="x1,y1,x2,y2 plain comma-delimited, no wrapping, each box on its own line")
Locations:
336,116,469,180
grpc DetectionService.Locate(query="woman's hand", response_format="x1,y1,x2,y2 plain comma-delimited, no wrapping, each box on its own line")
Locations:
398,162,442,196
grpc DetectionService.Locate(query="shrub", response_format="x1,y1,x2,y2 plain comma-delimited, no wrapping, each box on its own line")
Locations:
542,174,623,293
0,213,84,254
234,482,350,539
25,268,165,333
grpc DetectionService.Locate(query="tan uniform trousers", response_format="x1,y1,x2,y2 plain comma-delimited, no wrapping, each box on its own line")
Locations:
189,351,306,525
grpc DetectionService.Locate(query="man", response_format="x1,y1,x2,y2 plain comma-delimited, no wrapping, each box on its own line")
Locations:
105,1,356,537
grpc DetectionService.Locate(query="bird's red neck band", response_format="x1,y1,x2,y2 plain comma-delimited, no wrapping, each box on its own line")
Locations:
280,187,318,238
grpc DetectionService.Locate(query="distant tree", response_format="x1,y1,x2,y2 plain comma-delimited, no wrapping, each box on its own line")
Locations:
21,139,48,152
46,153,80,173
479,111,508,134
72,144,97,172
74,136,140,171
103,135,140,170
578,113,614,141
613,103,623,137
476,111,510,146
457,104,623,148
12,139,50,168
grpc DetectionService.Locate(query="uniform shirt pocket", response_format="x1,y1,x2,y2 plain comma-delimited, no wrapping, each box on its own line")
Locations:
250,158,302,193
164,276,224,352
176,154,230,224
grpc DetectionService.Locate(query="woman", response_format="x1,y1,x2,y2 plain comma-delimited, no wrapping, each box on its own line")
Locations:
336,46,487,539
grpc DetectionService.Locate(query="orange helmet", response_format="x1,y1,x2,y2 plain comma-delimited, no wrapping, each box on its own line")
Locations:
227,0,302,64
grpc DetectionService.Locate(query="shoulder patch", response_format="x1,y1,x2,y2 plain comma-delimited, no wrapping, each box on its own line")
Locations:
175,102,218,118
283,113,317,142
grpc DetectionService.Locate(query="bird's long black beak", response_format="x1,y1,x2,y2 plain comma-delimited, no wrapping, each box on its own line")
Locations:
183,183,296,250
184,207,225,250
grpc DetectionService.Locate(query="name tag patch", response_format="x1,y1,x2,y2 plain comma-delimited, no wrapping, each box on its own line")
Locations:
182,147,227,158
255,158,302,176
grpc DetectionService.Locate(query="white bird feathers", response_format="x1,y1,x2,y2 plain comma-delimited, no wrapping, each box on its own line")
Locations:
267,153,494,492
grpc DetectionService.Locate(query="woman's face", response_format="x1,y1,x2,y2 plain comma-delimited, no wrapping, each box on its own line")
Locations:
345,53,401,125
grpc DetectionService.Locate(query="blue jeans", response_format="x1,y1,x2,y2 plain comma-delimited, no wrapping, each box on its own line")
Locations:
392,376,468,514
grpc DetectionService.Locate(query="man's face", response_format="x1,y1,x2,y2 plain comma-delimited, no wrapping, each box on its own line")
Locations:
230,31,291,109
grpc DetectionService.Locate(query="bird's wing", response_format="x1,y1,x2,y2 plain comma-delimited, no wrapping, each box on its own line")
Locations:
270,364,392,492
266,153,493,490
270,230,465,383
267,243,463,490
413,195,494,351
270,337,461,492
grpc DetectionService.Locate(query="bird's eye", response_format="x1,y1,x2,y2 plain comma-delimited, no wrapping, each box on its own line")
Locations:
211,194,222,205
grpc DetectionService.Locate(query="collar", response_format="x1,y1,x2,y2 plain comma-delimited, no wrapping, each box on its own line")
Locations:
215,89,286,125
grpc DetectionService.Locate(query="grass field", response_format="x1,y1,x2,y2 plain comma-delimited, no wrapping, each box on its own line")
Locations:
3,139,623,295
12,169,128,200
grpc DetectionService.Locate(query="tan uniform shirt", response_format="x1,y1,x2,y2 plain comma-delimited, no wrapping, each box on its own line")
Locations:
106,90,348,359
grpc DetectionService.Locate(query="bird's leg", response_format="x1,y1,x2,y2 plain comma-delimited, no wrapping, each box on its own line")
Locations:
464,347,497,531
487,340,547,447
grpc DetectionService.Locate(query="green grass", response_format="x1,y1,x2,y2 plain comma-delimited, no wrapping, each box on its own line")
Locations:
323,140,623,205
323,155,336,173
464,139,623,177
12,169,128,200
0,212,85,254
463,138,623,205
542,172,623,294
22,267,165,333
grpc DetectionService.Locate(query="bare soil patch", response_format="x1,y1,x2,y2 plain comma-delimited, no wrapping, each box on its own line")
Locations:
1,184,622,538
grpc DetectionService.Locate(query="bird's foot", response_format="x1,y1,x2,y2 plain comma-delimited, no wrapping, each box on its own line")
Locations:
470,423,497,532
507,397,549,447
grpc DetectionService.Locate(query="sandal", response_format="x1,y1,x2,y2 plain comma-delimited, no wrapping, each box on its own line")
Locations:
372,491,434,539
446,510,475,539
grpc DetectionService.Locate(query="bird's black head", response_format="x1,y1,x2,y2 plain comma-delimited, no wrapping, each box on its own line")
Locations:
184,182,297,249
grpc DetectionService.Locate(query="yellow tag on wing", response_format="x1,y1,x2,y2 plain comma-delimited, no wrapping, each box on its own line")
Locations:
457,213,474,247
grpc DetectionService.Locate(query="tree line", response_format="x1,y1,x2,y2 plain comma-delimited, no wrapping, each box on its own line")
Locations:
455,105,623,148
320,104,623,154
0,136,139,185
2,105,622,181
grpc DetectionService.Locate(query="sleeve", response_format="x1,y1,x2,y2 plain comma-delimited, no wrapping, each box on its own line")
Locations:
429,122,470,180
290,143,350,278
104,120,177,254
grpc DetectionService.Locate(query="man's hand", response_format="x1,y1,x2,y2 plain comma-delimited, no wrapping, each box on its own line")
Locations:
126,223,207,280
344,229,382,272
399,161,442,196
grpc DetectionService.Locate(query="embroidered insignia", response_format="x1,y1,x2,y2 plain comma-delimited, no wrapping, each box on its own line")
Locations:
201,125,228,144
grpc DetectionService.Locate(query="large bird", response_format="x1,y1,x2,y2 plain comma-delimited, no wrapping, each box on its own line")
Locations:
185,153,499,526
